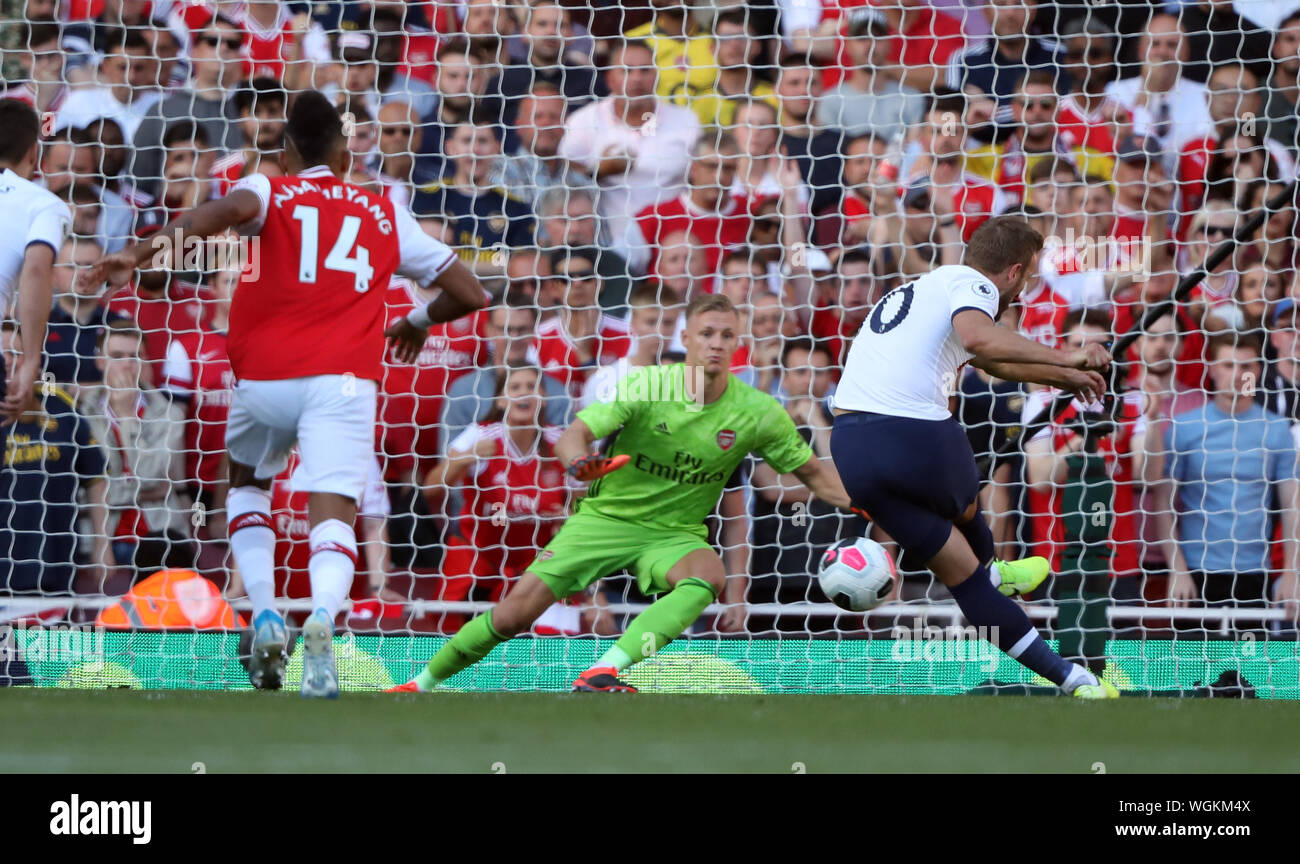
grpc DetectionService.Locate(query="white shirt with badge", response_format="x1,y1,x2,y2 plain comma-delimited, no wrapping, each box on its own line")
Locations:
0,168,71,311
834,264,1001,421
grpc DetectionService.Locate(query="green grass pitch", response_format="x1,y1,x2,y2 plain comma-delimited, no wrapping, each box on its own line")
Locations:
4,688,1299,773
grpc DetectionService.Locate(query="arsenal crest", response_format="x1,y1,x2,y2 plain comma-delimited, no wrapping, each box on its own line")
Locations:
717,429,736,450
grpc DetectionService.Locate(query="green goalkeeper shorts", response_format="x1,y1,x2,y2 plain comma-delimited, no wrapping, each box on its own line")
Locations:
526,510,713,600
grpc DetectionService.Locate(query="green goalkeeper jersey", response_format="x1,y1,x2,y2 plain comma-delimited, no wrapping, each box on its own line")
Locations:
576,363,814,535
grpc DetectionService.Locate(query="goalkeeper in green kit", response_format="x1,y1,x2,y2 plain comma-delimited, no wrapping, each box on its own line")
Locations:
388,294,854,693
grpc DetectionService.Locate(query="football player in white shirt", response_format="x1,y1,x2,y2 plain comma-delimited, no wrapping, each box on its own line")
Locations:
0,99,73,422
831,215,1120,698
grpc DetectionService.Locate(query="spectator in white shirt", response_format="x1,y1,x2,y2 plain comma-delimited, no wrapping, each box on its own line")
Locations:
1103,12,1214,168
558,38,700,262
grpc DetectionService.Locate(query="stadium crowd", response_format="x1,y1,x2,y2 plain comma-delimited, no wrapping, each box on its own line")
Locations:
2,0,1299,655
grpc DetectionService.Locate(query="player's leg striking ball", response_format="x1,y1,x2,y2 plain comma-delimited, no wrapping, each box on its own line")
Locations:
832,411,1116,698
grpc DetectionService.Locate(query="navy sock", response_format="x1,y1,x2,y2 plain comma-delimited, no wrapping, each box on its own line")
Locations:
956,511,995,568
948,564,1076,687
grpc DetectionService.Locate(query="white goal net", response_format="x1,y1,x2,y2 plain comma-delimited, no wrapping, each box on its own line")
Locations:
1,0,1297,696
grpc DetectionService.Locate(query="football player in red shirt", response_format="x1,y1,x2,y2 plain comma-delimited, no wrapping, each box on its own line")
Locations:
88,93,488,697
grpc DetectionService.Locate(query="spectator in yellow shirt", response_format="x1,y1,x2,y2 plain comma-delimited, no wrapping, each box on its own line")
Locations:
684,8,779,127
624,0,717,102
965,71,1114,207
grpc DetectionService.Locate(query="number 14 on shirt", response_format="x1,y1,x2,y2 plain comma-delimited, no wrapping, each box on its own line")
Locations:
291,204,374,293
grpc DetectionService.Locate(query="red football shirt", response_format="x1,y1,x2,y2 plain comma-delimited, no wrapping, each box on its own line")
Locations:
1023,390,1144,579
951,172,1007,242
212,151,245,197
633,192,751,278
271,450,389,600
530,314,632,397
1016,281,1069,348
397,29,441,86
162,327,234,490
108,279,210,383
819,1,966,90
228,166,455,382
443,422,567,579
378,278,486,480
1176,135,1215,242
176,2,323,82
1056,95,1123,156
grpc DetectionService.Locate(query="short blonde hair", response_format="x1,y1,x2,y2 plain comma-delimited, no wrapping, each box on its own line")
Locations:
685,293,737,321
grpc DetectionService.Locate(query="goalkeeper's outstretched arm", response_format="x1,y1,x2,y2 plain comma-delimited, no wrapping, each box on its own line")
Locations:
791,454,852,510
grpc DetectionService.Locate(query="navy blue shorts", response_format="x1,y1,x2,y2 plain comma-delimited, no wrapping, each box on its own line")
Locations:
830,411,980,569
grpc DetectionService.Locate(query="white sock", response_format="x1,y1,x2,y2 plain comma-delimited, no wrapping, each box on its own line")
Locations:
988,562,1003,588
1061,663,1099,694
308,518,356,624
227,486,277,621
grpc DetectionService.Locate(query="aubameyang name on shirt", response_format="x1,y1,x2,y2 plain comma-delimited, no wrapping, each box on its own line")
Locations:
273,180,393,235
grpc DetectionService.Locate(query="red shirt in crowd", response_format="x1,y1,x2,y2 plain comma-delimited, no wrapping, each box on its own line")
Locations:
948,172,1006,242
1056,95,1123,157
810,302,863,371
378,278,485,480
530,314,632,398
173,1,324,81
161,326,234,491
817,1,966,90
1016,280,1069,348
1022,389,1144,580
443,422,567,578
633,192,752,278
271,450,388,600
108,278,210,383
211,151,246,197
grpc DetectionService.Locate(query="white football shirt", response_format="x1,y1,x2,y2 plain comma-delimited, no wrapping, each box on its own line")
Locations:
834,264,1001,421
0,168,71,312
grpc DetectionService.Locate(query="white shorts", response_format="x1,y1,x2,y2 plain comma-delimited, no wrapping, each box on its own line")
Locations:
225,375,378,501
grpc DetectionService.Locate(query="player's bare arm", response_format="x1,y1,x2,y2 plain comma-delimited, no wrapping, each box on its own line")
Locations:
970,357,1108,405
86,190,263,288
790,454,853,510
953,308,1111,372
383,258,488,362
2,243,55,422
